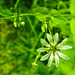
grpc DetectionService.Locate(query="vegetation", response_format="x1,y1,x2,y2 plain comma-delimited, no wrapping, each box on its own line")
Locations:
0,0,75,75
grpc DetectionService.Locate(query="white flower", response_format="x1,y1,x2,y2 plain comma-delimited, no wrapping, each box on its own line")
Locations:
36,33,72,67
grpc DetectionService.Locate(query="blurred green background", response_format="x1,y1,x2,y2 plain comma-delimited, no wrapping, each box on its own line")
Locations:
0,0,75,75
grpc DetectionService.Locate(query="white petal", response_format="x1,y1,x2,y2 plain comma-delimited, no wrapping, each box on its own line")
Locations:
40,53,49,61
57,51,70,60
57,38,68,48
36,47,50,52
40,38,50,47
48,53,53,67
55,53,59,67
59,45,72,50
54,33,59,45
47,33,53,45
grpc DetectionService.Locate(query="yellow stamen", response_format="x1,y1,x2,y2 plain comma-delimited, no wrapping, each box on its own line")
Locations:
51,48,53,49
53,45,55,46
55,51,57,53
47,51,48,52
57,48,58,49
52,51,53,53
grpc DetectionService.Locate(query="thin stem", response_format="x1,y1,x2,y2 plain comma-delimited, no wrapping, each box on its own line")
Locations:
26,16,37,36
15,42,37,55
14,0,20,9
34,52,41,63
49,25,52,36
20,14,35,16
0,16,14,19
0,14,35,20
44,25,47,40
0,13,74,20
32,32,44,49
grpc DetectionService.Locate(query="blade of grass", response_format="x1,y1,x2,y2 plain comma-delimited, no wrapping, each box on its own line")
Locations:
32,32,44,49
15,42,37,55
26,16,37,36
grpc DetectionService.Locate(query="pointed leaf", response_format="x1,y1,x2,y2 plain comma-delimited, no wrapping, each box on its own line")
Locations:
33,7,49,21
50,9,69,25
57,51,70,60
70,18,75,46
41,24,45,32
40,38,50,47
70,0,75,15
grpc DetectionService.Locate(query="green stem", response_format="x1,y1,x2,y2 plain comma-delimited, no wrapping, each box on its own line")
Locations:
0,13,74,20
34,52,41,63
20,14,35,16
0,14,35,20
15,42,37,55
34,22,48,64
32,32,44,49
49,25,52,36
14,0,20,9
26,16,37,36
44,25,47,39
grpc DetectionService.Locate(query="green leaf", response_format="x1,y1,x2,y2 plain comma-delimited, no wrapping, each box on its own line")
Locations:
41,21,47,32
50,9,69,25
68,70,75,75
70,0,75,15
33,7,49,21
14,21,17,27
70,18,75,46
70,0,75,46
41,24,45,32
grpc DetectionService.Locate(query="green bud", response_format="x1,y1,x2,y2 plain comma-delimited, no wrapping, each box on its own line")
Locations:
14,21,17,27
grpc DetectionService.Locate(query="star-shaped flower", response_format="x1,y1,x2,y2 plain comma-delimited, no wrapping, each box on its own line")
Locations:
36,33,72,67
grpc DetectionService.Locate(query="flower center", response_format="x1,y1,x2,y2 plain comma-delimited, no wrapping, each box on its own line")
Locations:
47,45,59,55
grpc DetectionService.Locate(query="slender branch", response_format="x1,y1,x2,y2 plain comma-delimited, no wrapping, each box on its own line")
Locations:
0,14,35,20
26,16,37,36
14,0,20,9
34,52,41,63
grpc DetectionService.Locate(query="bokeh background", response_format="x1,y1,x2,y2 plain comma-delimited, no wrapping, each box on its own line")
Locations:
0,0,75,75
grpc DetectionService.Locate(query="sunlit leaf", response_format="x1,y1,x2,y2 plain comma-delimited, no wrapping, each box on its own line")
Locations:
33,7,49,21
